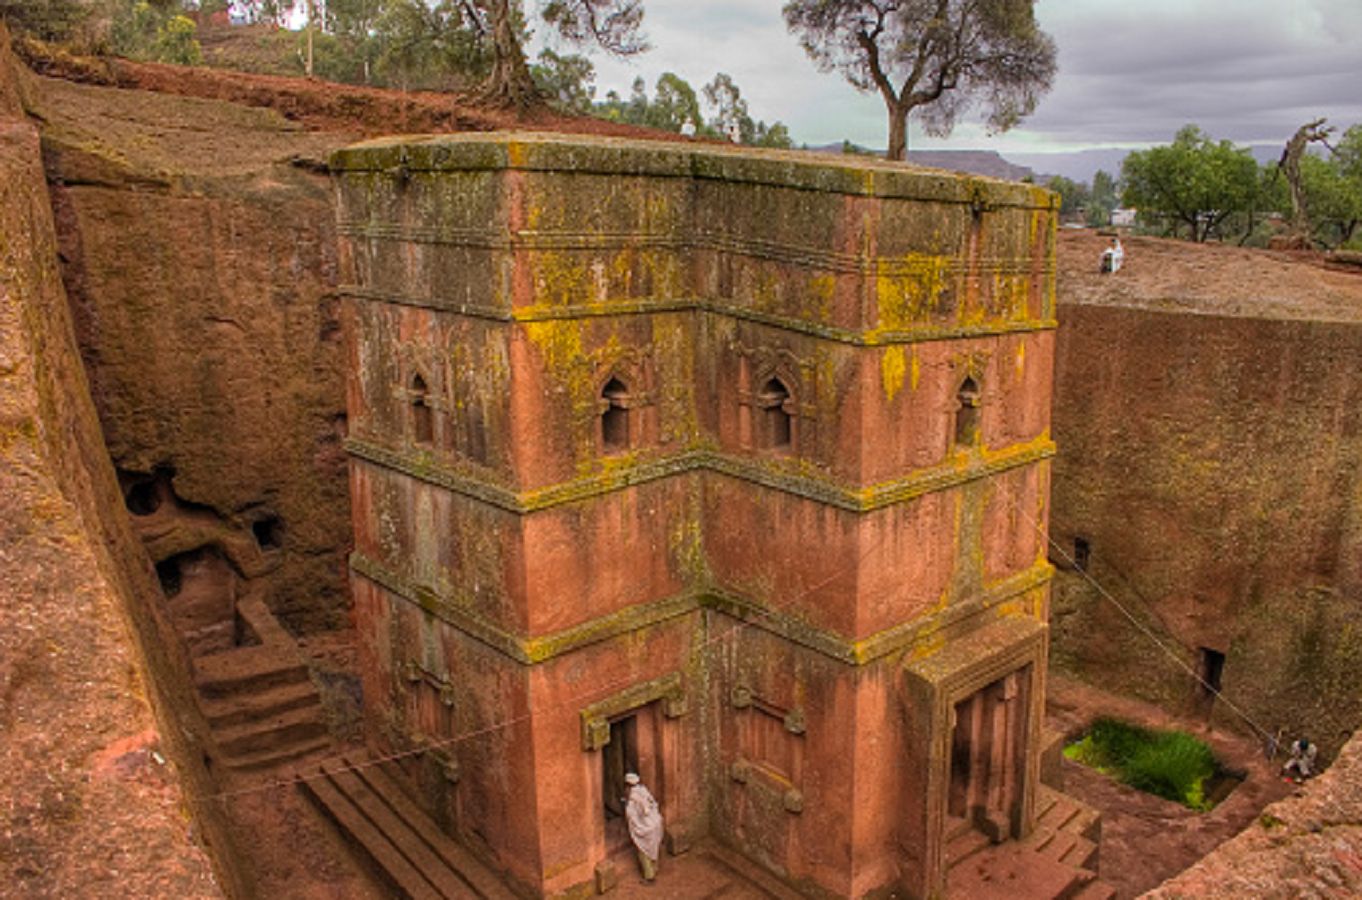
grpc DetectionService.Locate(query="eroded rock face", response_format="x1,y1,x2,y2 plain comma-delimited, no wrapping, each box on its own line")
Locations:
0,25,223,895
31,75,359,632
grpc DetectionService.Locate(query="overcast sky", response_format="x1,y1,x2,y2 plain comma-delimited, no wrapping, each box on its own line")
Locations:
551,0,1362,155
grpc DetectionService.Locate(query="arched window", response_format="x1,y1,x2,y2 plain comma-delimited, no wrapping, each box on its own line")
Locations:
954,376,981,447
601,376,630,452
411,374,433,445
758,377,793,451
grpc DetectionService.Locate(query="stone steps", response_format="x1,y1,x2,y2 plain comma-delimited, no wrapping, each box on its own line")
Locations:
199,678,321,729
946,788,1116,899
214,703,328,758
221,733,332,772
300,754,517,900
194,643,311,698
191,604,331,771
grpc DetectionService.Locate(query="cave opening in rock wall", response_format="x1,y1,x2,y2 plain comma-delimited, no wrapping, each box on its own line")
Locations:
125,479,161,516
1195,647,1226,714
252,515,284,551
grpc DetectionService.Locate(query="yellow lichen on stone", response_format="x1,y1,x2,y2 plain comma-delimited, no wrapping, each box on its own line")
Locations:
881,345,907,402
533,250,591,308
668,515,705,581
809,273,836,323
906,629,946,662
874,253,949,333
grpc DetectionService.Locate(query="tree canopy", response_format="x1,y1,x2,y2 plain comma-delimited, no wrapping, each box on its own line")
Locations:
593,71,793,148
782,0,1055,160
1121,125,1261,242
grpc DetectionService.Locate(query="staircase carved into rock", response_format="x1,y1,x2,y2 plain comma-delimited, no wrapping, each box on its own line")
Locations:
193,593,330,771
947,786,1117,899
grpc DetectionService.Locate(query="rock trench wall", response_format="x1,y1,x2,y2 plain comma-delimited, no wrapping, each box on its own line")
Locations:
0,24,240,896
33,66,355,636
1050,300,1362,758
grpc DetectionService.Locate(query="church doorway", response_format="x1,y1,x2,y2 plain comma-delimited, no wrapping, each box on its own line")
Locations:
602,714,639,851
946,670,1027,844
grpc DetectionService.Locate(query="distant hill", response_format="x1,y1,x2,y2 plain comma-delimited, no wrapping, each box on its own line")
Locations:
809,143,1035,182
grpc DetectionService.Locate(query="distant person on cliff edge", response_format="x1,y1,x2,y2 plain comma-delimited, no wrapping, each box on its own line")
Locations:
624,772,664,882
1100,236,1124,274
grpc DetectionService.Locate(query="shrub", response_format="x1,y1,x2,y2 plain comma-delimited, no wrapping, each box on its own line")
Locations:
1064,717,1221,810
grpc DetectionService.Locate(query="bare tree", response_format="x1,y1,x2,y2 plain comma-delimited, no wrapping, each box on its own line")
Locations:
1278,117,1334,240
783,0,1056,161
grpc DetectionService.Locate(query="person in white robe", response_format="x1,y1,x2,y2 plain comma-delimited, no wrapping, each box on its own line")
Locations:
624,772,663,881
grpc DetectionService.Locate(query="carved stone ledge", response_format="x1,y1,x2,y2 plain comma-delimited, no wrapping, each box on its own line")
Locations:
580,671,686,751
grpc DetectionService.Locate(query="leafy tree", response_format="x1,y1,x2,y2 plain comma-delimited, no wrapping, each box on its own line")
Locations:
703,73,748,141
1087,170,1118,227
0,0,88,40
1297,153,1362,248
751,121,793,149
320,0,386,83
1121,125,1261,242
590,70,791,146
531,48,595,112
111,0,206,63
701,73,792,147
368,0,487,91
646,71,701,132
783,0,1055,161
1045,175,1089,217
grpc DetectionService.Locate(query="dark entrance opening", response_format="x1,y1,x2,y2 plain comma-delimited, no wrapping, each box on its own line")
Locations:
954,376,981,447
946,670,1028,863
602,715,639,850
156,557,183,597
411,374,433,445
252,515,285,551
1195,647,1225,714
125,480,161,516
1073,537,1091,571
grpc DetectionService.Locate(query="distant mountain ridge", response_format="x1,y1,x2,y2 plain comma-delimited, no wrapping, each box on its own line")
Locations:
812,142,1289,186
809,143,1035,181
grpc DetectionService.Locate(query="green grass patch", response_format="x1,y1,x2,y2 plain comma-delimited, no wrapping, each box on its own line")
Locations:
1064,717,1230,810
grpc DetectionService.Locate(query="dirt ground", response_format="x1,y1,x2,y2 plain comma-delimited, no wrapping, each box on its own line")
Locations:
1046,676,1296,898
1058,230,1362,322
13,34,701,143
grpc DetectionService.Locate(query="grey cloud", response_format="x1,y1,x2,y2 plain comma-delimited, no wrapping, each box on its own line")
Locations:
580,0,1362,152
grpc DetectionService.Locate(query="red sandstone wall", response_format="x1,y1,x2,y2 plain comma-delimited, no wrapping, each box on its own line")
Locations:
1050,302,1362,755
335,135,1059,898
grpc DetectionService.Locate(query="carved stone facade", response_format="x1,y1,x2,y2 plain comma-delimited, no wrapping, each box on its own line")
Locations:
334,134,1059,898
